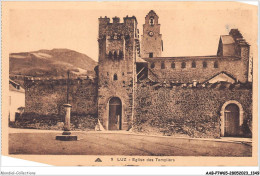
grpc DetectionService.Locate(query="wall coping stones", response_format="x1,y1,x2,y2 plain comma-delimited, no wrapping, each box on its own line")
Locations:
24,77,97,88
137,81,252,90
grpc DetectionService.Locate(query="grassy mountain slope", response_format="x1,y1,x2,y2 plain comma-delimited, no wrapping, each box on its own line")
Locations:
9,48,97,78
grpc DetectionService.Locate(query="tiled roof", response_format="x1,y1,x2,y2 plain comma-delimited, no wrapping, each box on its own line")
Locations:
202,71,237,84
220,35,235,45
136,56,147,63
9,79,25,93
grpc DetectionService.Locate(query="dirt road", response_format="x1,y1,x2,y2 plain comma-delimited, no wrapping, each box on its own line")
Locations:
9,132,251,156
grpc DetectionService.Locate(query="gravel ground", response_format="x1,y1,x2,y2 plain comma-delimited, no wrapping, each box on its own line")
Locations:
9,132,252,156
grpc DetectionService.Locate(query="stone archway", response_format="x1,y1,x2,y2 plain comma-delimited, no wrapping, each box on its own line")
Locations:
108,97,122,130
220,100,244,137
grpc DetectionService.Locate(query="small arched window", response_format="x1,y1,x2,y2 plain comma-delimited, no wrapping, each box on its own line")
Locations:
181,62,186,68
192,61,196,68
113,73,118,81
171,62,175,69
161,62,165,69
214,61,219,68
125,35,130,40
114,51,117,60
119,51,123,59
151,62,155,69
203,61,207,68
108,51,112,59
149,17,154,26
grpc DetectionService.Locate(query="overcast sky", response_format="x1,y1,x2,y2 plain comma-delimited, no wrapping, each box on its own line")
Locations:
8,2,257,61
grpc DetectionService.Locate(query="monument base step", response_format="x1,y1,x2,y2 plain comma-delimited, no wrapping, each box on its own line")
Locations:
56,135,77,141
62,131,71,135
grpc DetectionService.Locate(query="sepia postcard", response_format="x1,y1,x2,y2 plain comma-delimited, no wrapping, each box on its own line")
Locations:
1,1,259,169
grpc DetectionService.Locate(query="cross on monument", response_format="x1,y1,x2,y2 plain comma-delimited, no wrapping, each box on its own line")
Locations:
56,70,77,141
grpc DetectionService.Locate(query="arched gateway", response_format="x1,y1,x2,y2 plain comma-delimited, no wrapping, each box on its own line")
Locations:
108,97,122,130
220,100,244,137
224,104,240,136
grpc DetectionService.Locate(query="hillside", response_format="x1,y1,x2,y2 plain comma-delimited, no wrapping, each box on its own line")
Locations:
9,49,97,78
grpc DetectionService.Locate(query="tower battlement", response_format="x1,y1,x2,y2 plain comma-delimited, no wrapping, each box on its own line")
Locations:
99,16,137,25
98,15,138,39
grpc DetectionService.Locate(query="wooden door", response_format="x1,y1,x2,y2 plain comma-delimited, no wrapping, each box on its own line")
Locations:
224,104,239,137
109,97,122,130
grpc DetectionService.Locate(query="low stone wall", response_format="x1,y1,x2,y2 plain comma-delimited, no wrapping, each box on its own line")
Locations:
24,78,98,115
134,82,252,138
10,113,98,131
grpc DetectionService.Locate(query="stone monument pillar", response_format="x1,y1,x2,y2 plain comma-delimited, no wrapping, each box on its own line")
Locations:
62,104,72,135
56,70,77,141
56,104,77,141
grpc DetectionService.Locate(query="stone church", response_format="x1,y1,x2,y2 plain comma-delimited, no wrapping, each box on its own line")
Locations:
97,10,252,137
23,10,252,138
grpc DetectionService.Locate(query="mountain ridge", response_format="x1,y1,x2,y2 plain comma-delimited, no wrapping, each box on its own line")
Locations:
9,48,97,78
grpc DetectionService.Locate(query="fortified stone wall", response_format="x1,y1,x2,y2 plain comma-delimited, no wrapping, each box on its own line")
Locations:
22,76,252,138
134,81,252,138
24,78,98,115
145,53,249,83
